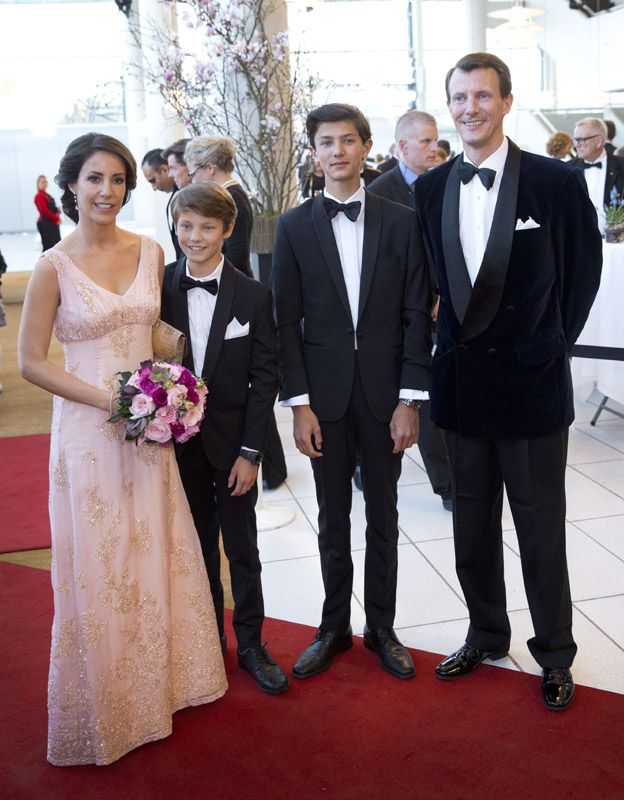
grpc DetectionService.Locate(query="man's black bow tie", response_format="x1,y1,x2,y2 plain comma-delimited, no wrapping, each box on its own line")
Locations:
323,198,361,222
583,161,602,169
179,275,219,294
457,161,497,190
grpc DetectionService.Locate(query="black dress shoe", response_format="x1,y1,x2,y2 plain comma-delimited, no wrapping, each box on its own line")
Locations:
435,643,508,680
292,627,353,679
441,496,453,512
363,625,415,679
541,667,575,711
238,645,289,695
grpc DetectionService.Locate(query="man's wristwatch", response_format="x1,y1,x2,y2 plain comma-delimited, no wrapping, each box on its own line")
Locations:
239,448,263,466
399,399,423,410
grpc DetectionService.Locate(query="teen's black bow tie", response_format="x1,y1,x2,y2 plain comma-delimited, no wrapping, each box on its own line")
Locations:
457,161,497,190
583,161,602,169
179,275,219,294
323,198,362,222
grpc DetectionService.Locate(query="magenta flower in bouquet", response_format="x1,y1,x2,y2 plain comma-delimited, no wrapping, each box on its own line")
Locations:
109,360,207,445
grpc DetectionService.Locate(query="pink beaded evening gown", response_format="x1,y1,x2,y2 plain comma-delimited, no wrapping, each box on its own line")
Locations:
44,237,227,766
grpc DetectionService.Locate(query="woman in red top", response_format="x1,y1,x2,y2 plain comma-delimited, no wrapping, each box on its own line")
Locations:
34,175,62,251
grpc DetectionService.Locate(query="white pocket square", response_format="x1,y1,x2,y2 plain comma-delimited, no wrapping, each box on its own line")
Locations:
515,216,541,231
224,317,249,340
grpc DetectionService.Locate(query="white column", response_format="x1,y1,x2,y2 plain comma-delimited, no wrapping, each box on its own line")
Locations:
464,0,487,53
120,0,184,259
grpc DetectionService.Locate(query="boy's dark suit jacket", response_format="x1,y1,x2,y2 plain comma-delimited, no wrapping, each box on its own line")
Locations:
271,191,432,422
414,140,602,440
161,257,278,470
570,152,624,205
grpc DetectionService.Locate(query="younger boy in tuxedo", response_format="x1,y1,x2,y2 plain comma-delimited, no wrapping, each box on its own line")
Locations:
161,182,288,695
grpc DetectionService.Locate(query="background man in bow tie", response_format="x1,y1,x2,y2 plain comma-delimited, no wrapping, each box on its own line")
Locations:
414,52,602,710
368,110,453,512
570,117,624,234
272,103,432,681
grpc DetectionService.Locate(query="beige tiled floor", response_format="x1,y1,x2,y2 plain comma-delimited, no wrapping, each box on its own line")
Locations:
263,394,624,695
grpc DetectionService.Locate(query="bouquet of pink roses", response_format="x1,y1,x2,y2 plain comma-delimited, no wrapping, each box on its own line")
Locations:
109,360,207,445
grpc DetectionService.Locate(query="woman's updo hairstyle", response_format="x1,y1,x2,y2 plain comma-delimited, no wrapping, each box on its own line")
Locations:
55,133,137,223
185,135,236,174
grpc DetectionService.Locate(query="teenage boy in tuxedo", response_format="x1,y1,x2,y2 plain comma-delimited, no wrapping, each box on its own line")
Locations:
272,104,432,680
161,182,289,695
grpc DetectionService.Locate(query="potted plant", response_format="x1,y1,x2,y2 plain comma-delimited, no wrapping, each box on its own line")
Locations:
605,187,624,244
139,0,316,259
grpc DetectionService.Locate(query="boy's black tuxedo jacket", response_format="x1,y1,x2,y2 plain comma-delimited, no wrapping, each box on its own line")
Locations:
414,140,602,440
161,257,278,470
271,191,432,423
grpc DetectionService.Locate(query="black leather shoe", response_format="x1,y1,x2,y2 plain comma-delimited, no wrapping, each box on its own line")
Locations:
435,643,508,680
363,625,415,679
292,627,353,678
441,496,453,512
541,667,575,711
238,645,289,695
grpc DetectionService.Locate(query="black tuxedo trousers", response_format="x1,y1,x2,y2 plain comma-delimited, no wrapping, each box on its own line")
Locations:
444,428,576,667
312,358,403,630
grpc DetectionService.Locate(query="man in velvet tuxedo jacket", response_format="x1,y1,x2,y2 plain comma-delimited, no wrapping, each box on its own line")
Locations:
161,183,289,696
414,53,602,710
272,104,432,681
368,110,453,511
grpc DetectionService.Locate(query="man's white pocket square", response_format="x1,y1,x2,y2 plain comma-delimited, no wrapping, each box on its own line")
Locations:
224,317,250,340
515,216,541,231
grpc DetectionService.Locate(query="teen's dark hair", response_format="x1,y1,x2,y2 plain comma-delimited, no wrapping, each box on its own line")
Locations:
141,148,167,169
445,52,512,101
170,181,237,229
162,138,191,165
55,133,137,223
306,103,372,147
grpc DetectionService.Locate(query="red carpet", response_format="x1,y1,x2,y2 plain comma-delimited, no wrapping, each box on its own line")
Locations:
0,434,51,552
1,560,623,800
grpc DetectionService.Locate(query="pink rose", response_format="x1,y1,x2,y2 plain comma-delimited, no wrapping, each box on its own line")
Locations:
168,363,183,380
130,393,156,418
144,417,172,443
175,423,200,444
183,405,204,427
127,370,142,389
167,384,188,407
156,405,178,424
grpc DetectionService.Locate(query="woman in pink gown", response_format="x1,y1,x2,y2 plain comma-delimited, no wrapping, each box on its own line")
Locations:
18,133,227,767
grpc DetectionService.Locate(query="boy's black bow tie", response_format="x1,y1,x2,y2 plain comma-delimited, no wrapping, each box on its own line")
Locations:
457,161,496,190
583,161,602,169
323,198,361,222
179,275,219,295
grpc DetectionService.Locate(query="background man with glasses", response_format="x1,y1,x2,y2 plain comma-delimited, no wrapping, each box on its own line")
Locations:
571,117,624,233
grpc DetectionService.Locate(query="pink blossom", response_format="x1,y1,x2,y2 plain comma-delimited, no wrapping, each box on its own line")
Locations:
130,393,156,418
168,363,183,380
144,417,173,444
183,405,204,427
168,384,188,407
156,405,178,424
175,423,200,444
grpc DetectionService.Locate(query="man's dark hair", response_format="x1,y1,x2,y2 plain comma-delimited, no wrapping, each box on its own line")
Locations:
437,139,451,156
141,148,168,169
162,138,191,165
445,52,512,101
306,103,372,147
605,120,616,141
